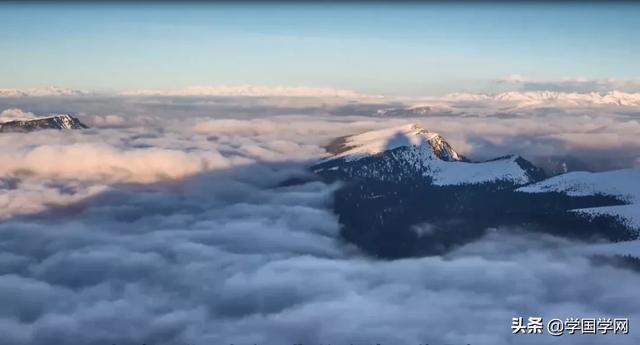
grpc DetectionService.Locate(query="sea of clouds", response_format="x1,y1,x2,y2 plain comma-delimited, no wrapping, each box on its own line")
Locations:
0,94,639,345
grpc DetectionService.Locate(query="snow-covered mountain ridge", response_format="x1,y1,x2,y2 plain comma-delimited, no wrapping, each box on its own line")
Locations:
519,168,640,232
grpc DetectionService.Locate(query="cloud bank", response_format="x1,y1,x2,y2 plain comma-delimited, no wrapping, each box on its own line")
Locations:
0,96,639,344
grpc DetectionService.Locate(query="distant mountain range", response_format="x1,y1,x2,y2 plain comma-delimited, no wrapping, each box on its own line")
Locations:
0,86,88,97
442,90,640,107
374,105,456,117
0,114,88,132
2,87,639,108
313,124,639,258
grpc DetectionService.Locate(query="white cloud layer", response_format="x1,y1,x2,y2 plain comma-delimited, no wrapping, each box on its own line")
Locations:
0,109,38,123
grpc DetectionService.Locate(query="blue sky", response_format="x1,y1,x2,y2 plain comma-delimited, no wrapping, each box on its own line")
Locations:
1,3,639,96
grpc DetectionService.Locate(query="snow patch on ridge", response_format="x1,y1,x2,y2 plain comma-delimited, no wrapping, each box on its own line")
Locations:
430,155,530,186
573,204,640,230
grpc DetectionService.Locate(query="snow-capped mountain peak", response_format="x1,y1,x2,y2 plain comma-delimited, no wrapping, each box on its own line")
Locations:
328,123,463,162
45,114,81,129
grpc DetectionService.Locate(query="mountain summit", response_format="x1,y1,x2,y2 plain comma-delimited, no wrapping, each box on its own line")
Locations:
314,124,545,186
0,114,88,132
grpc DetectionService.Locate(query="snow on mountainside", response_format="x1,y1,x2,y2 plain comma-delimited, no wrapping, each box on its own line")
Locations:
314,124,545,186
519,169,640,231
0,114,88,132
